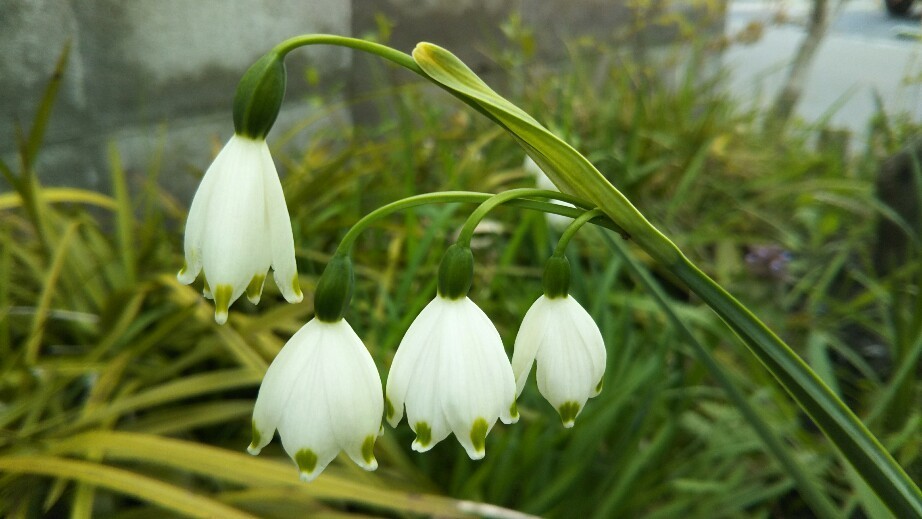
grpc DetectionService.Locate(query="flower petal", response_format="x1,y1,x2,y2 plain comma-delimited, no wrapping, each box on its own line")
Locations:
249,320,321,454
276,343,340,481
258,142,302,303
317,321,383,470
385,298,441,427
533,296,606,427
201,136,273,322
512,296,550,397
178,138,229,285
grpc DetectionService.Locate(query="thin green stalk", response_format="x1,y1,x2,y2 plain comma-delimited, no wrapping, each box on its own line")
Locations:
456,188,588,247
553,208,606,256
334,190,605,256
601,232,840,519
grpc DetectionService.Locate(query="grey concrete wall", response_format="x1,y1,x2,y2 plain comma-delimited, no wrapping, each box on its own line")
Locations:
1,0,351,198
0,0,722,199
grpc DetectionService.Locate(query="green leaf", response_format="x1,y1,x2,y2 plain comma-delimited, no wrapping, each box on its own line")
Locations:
52,431,469,517
0,455,257,519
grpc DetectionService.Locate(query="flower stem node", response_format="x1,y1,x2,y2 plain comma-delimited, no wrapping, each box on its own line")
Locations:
512,294,606,428
314,254,355,322
233,52,286,139
248,318,383,482
437,244,474,299
177,134,302,324
386,296,518,459
542,255,570,299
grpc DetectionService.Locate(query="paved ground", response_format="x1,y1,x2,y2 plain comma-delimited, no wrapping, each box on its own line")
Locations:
723,0,922,136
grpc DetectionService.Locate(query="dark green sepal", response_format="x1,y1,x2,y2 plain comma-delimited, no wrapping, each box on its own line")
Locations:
438,244,474,299
543,255,570,298
314,254,354,322
233,52,287,139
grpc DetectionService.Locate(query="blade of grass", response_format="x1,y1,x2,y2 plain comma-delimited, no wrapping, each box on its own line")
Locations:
0,455,257,519
0,187,118,211
21,43,70,172
25,220,79,365
107,143,136,285
53,431,471,517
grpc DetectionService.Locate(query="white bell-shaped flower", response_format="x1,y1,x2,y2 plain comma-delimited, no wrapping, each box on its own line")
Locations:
512,294,606,428
178,134,302,324
248,318,383,482
385,296,519,459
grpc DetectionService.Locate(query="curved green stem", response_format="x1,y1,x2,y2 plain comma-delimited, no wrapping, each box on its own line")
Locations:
334,191,615,256
553,208,606,257
273,34,421,73
456,188,587,247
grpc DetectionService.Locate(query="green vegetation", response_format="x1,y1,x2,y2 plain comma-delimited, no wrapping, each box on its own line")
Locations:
1,20,919,519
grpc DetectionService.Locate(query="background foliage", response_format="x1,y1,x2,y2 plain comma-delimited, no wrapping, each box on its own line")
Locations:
1,10,920,519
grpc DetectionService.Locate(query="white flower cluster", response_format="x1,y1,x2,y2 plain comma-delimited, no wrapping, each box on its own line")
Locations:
250,290,606,482
180,138,607,482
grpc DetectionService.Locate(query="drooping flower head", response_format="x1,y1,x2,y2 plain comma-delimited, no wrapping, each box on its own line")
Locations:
249,255,384,481
386,245,518,459
178,51,301,324
512,255,606,427
178,135,302,323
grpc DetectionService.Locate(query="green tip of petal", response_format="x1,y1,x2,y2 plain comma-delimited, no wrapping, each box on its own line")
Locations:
246,274,266,304
177,263,187,277
213,284,233,324
362,435,377,466
385,397,395,421
292,273,303,300
414,421,432,448
248,420,262,453
595,379,604,395
558,401,580,428
295,448,318,480
509,401,519,420
470,418,488,456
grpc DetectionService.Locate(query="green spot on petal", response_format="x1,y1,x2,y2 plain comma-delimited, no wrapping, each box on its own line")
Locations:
470,418,488,453
202,273,210,292
292,273,303,298
385,397,395,420
414,421,431,447
178,262,187,276
295,448,318,474
362,435,376,464
558,401,581,427
250,419,262,449
509,401,519,419
595,379,604,394
214,284,233,318
246,273,266,303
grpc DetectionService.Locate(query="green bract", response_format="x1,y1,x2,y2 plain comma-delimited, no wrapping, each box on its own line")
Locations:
314,254,354,322
437,244,474,299
542,255,570,299
233,52,286,139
